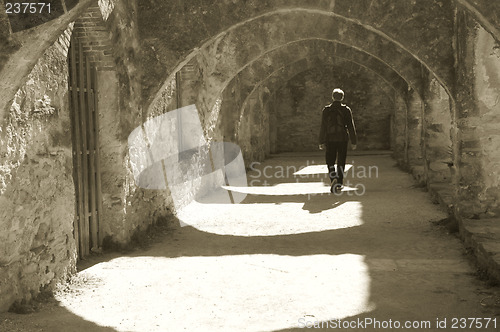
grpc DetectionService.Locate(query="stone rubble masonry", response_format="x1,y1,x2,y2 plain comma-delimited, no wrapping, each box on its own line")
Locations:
0,0,94,124
0,0,170,312
0,34,76,313
473,26,500,219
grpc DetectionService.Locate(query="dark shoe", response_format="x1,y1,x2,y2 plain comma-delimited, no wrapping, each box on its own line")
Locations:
330,178,338,193
334,184,344,194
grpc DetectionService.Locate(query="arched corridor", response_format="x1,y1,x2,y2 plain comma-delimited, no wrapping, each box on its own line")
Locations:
1,0,500,330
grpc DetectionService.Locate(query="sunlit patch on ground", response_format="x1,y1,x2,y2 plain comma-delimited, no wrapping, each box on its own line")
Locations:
221,182,359,195
178,199,364,236
56,254,373,332
293,164,352,175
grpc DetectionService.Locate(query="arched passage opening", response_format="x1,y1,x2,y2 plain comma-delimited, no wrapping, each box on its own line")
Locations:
142,7,458,212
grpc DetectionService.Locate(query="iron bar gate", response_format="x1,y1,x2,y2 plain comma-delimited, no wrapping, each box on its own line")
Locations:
68,39,103,259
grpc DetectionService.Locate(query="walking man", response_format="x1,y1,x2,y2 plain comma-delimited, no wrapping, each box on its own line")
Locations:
319,88,357,193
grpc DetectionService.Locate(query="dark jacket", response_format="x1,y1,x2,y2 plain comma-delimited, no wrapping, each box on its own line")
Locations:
319,101,357,145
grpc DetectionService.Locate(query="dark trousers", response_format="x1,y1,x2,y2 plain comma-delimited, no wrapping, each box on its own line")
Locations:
325,141,348,184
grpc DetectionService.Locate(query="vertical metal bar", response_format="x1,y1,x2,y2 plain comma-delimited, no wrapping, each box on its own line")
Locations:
93,68,104,247
70,41,84,259
86,55,98,250
78,41,90,257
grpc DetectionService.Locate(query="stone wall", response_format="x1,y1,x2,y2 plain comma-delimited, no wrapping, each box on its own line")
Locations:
406,89,424,167
473,26,500,218
423,77,453,184
453,19,500,219
0,32,76,312
69,1,173,245
392,92,408,166
454,9,500,219
0,0,175,311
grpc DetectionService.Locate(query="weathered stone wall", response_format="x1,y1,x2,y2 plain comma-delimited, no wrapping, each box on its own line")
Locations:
423,77,453,184
271,65,393,152
0,0,94,123
454,9,500,219
43,1,173,247
392,92,408,166
406,89,424,167
473,26,500,218
455,10,488,218
0,0,175,312
0,0,18,72
0,32,76,312
237,86,271,165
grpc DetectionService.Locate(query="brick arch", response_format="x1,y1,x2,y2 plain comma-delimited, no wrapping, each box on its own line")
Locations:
147,8,442,121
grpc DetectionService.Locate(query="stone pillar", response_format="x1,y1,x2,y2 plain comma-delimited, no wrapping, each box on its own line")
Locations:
423,77,453,184
406,88,424,168
392,91,407,166
96,70,128,241
219,75,242,145
472,27,500,218
268,99,278,154
454,11,500,219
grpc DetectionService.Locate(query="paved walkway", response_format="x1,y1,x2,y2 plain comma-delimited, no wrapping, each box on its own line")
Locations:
1,153,499,331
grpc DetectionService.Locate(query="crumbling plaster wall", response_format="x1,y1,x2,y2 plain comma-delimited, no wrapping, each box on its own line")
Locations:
0,32,76,312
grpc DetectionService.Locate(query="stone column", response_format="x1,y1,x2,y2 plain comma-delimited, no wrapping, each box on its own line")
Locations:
392,91,407,166
406,88,424,168
268,100,278,154
423,77,453,184
454,12,500,219
96,70,128,241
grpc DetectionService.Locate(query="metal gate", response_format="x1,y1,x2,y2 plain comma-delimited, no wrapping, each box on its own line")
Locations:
68,39,103,259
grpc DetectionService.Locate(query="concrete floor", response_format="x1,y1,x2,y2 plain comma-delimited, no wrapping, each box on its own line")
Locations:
1,153,499,331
